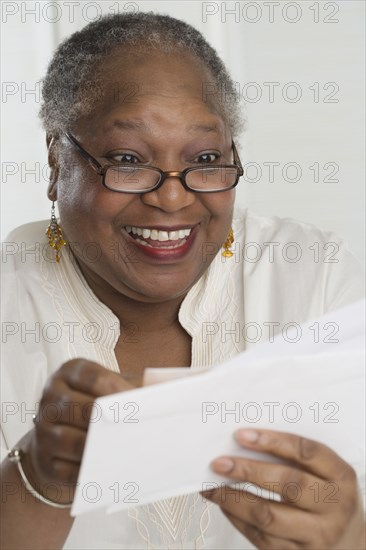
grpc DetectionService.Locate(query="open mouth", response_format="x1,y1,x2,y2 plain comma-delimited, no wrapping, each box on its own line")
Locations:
125,225,194,249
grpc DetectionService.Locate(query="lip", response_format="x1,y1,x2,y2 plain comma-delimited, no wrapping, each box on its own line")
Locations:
123,224,199,261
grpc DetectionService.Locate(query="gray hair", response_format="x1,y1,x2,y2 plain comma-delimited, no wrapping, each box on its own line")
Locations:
39,12,244,139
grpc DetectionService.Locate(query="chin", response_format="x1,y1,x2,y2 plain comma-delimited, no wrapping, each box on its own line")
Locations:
124,274,200,303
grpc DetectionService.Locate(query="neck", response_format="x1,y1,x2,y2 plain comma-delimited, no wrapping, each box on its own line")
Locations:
79,265,186,335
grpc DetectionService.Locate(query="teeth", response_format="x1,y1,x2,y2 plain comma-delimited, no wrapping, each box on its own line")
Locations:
126,226,192,242
158,231,169,241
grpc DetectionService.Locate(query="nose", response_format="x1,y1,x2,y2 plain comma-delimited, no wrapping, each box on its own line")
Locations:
141,174,196,212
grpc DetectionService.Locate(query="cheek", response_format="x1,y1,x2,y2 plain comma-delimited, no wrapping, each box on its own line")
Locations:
201,190,235,225
199,191,235,258
57,164,97,211
57,167,131,227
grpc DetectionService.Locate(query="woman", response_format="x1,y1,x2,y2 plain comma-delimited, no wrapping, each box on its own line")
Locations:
1,12,365,550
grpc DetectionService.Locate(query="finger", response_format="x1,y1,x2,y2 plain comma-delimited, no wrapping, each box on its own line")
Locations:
31,426,84,485
50,458,81,485
59,358,135,397
44,424,86,463
206,489,314,544
39,384,100,430
36,425,86,464
234,428,353,481
221,509,300,550
210,456,339,511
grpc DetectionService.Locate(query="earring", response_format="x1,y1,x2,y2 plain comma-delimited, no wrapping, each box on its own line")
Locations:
222,228,234,258
46,201,66,262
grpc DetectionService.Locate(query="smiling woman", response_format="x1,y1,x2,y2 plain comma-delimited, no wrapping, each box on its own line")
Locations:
1,11,365,550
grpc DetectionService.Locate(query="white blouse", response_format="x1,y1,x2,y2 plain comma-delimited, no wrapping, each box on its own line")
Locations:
1,207,364,549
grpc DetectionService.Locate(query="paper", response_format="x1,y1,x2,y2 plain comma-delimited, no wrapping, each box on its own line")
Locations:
71,300,365,517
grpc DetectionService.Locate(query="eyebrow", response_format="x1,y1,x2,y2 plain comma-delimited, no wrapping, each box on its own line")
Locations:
112,120,220,134
188,123,220,134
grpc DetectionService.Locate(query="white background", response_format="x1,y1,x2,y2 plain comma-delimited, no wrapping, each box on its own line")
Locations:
1,0,365,264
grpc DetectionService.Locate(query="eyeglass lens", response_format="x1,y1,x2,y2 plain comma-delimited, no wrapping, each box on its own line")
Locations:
104,166,239,191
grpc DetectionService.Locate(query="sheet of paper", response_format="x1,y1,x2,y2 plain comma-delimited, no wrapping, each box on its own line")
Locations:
144,298,365,385
71,300,365,517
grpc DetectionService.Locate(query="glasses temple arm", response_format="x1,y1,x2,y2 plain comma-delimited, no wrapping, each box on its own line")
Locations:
64,132,103,173
232,141,244,173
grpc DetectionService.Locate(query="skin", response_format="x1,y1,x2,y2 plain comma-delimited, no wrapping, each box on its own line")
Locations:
203,429,365,549
1,49,365,549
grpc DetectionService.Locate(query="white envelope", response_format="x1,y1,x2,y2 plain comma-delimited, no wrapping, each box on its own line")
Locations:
71,300,365,517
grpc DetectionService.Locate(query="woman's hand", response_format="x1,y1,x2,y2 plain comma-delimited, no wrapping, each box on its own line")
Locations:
202,429,365,549
25,358,133,504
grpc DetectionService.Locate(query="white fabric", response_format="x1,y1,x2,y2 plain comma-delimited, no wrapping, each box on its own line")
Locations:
1,206,364,549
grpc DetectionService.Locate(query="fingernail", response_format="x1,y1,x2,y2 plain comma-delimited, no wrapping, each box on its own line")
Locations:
211,457,234,473
235,429,259,444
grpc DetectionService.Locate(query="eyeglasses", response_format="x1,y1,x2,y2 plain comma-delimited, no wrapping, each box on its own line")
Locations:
64,132,243,194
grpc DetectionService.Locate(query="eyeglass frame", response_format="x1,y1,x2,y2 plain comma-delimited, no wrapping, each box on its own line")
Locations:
64,132,244,194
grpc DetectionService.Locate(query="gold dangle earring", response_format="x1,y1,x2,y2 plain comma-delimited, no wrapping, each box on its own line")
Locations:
222,228,234,258
46,201,66,262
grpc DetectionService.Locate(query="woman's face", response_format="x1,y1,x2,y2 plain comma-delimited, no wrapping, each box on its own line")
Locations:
51,50,236,303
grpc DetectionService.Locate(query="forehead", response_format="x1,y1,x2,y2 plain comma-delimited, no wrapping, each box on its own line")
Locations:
99,47,213,92
78,48,227,136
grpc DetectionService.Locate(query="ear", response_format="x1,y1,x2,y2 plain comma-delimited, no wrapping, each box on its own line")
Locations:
46,134,59,201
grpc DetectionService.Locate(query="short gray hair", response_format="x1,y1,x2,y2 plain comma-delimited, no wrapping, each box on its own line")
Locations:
39,12,244,139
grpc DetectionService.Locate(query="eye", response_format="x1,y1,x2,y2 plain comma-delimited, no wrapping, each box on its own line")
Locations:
110,153,140,164
194,152,220,164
